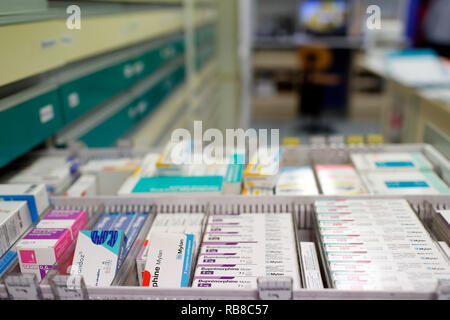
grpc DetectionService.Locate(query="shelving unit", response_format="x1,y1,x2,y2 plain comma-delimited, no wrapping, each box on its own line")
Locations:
0,0,229,169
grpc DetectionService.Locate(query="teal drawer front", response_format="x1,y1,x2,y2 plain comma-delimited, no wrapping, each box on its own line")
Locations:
140,37,185,81
195,25,216,49
142,83,165,116
143,65,185,111
135,95,156,121
79,64,186,148
79,92,157,148
79,101,140,148
159,38,185,64
157,65,185,100
0,90,63,168
60,61,131,123
138,49,160,79
61,37,185,125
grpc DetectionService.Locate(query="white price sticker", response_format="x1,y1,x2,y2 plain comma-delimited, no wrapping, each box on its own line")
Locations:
68,92,80,108
39,104,54,124
123,65,134,79
5,274,43,300
257,277,293,300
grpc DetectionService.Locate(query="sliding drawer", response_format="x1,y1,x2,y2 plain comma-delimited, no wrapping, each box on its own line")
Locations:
59,60,133,123
60,36,184,124
0,88,63,168
79,95,151,148
141,83,165,119
139,37,185,77
158,37,185,64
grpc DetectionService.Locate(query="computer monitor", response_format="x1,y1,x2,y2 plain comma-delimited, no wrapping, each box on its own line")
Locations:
299,0,348,36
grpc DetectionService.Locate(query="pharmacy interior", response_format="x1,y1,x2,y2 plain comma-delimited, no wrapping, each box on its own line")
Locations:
0,0,449,301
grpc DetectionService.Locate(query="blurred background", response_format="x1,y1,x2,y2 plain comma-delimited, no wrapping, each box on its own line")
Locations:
0,0,449,171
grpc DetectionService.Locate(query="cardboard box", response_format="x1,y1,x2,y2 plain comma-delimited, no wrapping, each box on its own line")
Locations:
315,164,367,196
315,199,450,291
37,209,88,239
6,156,74,195
243,149,282,189
0,184,49,222
350,152,433,172
299,242,324,289
17,228,72,280
137,213,205,284
64,175,97,197
81,158,141,195
142,233,195,288
156,141,192,176
71,230,125,287
275,166,319,196
0,201,32,257
194,213,301,289
131,176,223,194
361,170,450,195
117,154,159,195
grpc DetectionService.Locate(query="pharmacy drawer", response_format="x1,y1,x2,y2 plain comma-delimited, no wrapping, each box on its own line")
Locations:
0,20,66,87
142,82,166,117
0,90,63,168
134,51,161,84
165,65,186,95
169,65,186,88
158,37,185,64
8,194,445,300
195,25,216,49
59,61,131,123
145,78,172,110
79,96,149,148
62,10,184,64
138,37,185,81
147,65,186,107
60,37,184,124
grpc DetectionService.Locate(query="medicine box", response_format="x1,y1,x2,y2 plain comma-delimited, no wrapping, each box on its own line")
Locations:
80,158,141,195
275,166,319,196
36,209,88,239
64,175,97,197
142,232,195,288
0,201,32,257
17,228,73,280
350,152,433,172
6,156,74,195
315,164,367,196
361,170,450,195
131,176,223,194
0,184,49,222
71,230,125,287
